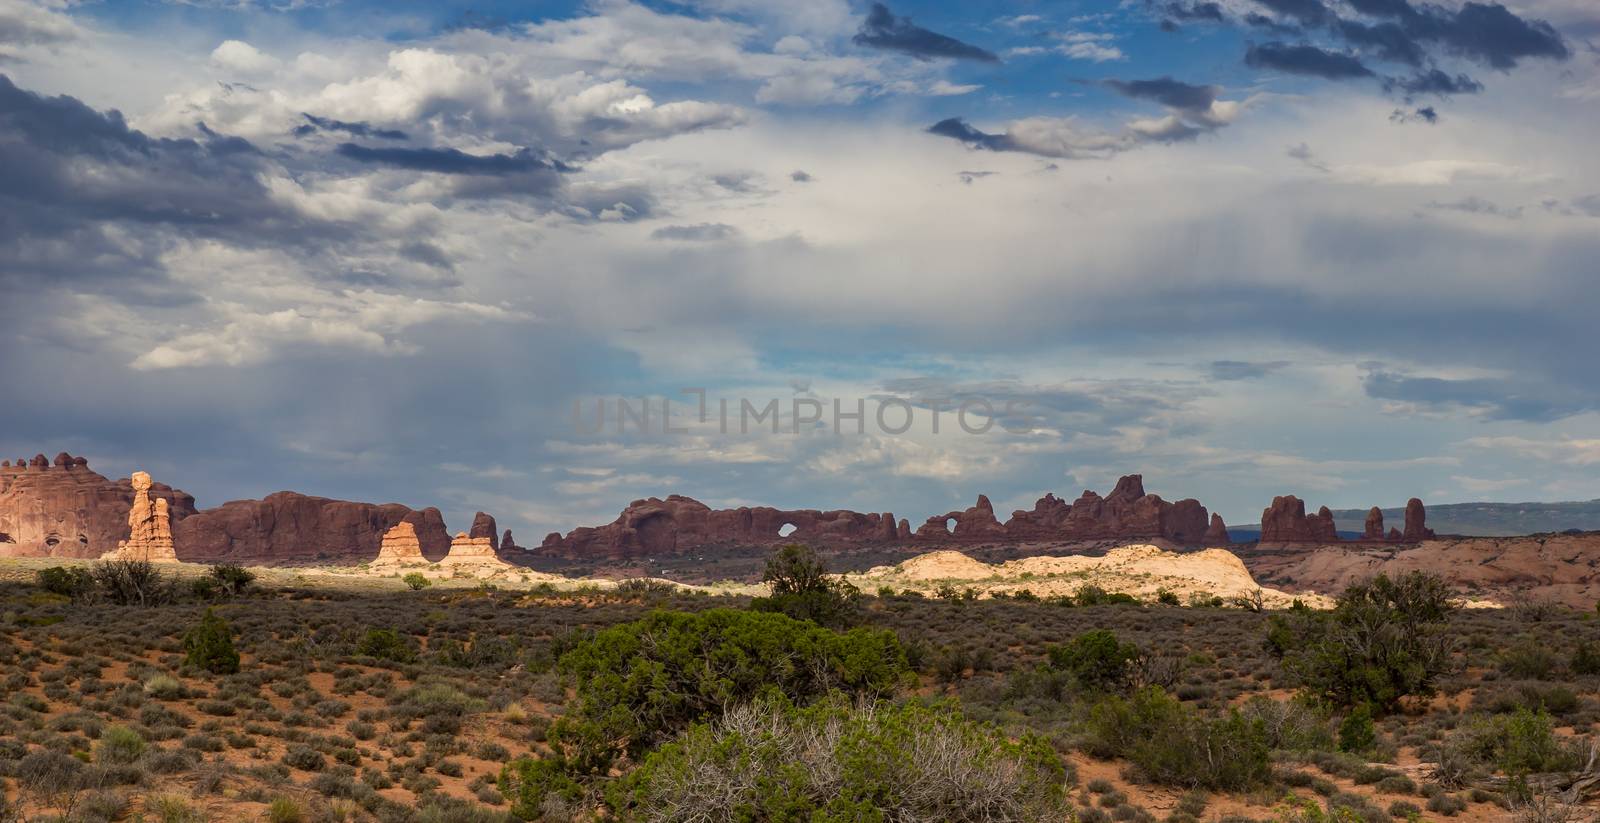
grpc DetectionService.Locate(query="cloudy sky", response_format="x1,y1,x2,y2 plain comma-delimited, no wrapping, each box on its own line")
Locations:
2,0,1598,538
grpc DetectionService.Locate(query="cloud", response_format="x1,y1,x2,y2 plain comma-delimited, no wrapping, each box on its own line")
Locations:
1162,2,1226,23
1054,31,1125,62
335,143,566,176
1337,20,1425,65
852,3,998,63
1425,195,1521,218
1340,0,1569,70
1364,371,1598,422
0,0,80,47
650,223,741,241
1255,0,1333,26
209,40,280,74
295,113,408,140
1106,77,1220,111
1384,69,1483,97
1245,42,1374,79
1209,360,1291,380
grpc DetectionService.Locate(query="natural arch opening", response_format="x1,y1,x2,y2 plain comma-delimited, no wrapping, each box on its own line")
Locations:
777,523,798,538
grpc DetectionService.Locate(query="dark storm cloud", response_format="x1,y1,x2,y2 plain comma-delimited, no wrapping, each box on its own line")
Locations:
1254,0,1331,26
1337,20,1425,65
1331,0,1568,70
1209,360,1291,380
1105,77,1220,111
295,113,408,140
0,73,325,287
853,3,999,63
790,170,813,182
1244,13,1303,35
1385,69,1484,96
1389,105,1439,123
335,143,565,176
650,223,740,241
1164,2,1225,22
926,117,1019,152
1363,371,1597,422
1245,42,1375,78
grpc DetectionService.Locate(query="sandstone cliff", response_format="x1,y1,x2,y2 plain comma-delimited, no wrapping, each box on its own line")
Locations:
0,454,195,558
172,492,450,564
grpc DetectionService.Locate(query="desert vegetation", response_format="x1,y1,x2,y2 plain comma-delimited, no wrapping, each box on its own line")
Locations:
2,553,1599,821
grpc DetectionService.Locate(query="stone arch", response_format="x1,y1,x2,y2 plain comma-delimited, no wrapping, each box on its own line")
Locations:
777,522,798,538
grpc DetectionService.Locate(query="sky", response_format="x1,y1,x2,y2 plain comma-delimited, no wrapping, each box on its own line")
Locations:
1,0,1598,539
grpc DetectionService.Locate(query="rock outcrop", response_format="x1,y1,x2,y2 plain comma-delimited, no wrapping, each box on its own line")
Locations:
538,495,902,560
172,492,450,564
1205,514,1230,545
1364,507,1385,540
440,532,513,572
370,521,428,571
1260,495,1433,545
500,529,519,552
470,512,500,551
537,474,1215,559
1404,498,1435,541
100,471,178,562
1002,475,1210,544
0,453,196,558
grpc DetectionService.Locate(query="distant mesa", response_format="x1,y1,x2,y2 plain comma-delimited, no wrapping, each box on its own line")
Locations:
173,492,451,564
536,474,1221,560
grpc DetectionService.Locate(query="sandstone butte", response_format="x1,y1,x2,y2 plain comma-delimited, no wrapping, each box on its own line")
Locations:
370,521,429,573
849,546,1332,609
439,532,514,572
1258,494,1435,545
536,474,1224,560
0,453,195,558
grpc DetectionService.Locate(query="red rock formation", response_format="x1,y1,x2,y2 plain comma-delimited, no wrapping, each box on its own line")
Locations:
538,495,905,560
1364,507,1385,540
470,511,500,551
0,453,196,558
500,529,519,552
539,474,1215,559
1309,506,1339,542
101,471,178,562
1403,498,1434,541
371,521,428,571
171,492,450,564
1205,513,1230,545
1259,495,1313,543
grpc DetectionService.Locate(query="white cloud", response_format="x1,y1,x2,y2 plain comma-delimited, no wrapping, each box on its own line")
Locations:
209,39,280,74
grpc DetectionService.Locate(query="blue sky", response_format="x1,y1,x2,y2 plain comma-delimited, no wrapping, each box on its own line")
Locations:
1,0,1598,538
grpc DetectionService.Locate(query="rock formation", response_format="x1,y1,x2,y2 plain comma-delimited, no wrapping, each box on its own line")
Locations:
0,453,196,558
1259,495,1433,545
370,521,429,571
470,512,500,551
538,495,902,560
440,532,513,572
172,492,450,564
1205,514,1230,545
537,474,1215,559
1364,507,1385,540
500,529,519,552
1403,498,1434,541
100,471,178,562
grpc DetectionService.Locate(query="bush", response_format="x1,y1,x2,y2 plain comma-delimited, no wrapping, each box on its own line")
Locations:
357,628,418,663
94,725,146,764
37,566,94,598
209,564,256,596
1266,572,1456,712
1571,641,1600,676
403,573,431,591
1337,704,1376,754
267,797,305,823
1046,629,1139,693
91,559,174,606
749,544,861,628
1085,686,1271,791
554,608,908,770
610,695,1069,822
499,756,585,819
282,745,326,772
183,608,240,674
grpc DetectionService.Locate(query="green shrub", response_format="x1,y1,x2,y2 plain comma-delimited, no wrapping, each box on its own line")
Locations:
36,566,94,598
94,725,146,764
1046,629,1139,693
1337,704,1376,754
1571,641,1600,676
209,564,256,596
90,559,174,606
357,628,418,663
554,608,907,770
750,544,862,628
1498,640,1557,680
267,797,305,823
610,695,1068,822
499,756,585,819
182,608,240,674
403,573,431,591
1266,572,1456,712
1085,686,1271,791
